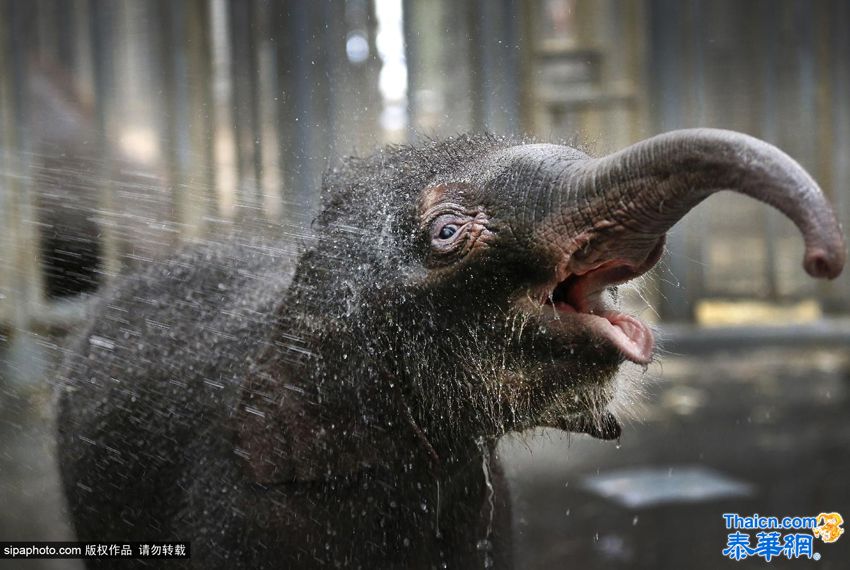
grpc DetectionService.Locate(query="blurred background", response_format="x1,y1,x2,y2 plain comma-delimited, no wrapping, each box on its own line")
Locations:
0,0,848,568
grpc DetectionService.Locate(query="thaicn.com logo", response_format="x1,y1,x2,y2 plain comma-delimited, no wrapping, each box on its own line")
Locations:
722,512,844,562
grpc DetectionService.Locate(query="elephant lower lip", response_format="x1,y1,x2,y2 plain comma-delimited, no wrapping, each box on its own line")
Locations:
585,311,654,364
543,295,654,364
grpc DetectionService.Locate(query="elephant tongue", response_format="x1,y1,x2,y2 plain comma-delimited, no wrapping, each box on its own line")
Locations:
593,311,654,364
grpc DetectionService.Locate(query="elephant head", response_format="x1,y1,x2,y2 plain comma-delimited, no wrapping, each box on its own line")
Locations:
263,128,846,465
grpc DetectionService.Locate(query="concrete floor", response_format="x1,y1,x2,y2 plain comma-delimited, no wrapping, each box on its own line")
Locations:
1,341,848,569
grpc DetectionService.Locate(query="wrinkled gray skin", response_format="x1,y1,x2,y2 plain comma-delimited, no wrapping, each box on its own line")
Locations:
57,129,845,569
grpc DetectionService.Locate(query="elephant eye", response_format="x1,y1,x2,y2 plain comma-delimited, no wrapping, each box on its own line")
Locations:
430,215,465,247
438,224,458,240
425,210,482,265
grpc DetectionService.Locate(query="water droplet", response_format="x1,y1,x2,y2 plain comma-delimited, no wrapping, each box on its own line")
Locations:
476,539,492,552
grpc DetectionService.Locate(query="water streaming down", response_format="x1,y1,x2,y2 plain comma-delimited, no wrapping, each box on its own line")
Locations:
477,436,496,569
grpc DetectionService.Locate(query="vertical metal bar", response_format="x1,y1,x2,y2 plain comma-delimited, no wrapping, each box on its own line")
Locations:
326,0,381,152
829,0,850,311
309,0,332,202
685,0,706,303
811,0,833,309
228,0,263,217
87,0,121,280
321,0,339,162
274,0,293,225
0,6,7,328
156,0,213,239
2,0,42,307
791,0,817,299
210,0,238,218
172,0,192,235
759,0,780,301
248,0,264,215
55,0,74,68
813,0,833,199
157,0,193,239
402,0,418,141
462,1,482,132
517,0,535,135
274,0,329,228
227,0,247,213
0,0,46,384
0,1,18,329
650,0,690,321
402,0,475,138
626,0,649,142
796,0,816,149
469,0,487,131
70,0,94,104
473,0,521,134
289,0,314,224
500,0,521,135
255,0,282,219
187,0,218,223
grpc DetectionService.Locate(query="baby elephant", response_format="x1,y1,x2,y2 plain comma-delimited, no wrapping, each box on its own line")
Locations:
57,130,845,568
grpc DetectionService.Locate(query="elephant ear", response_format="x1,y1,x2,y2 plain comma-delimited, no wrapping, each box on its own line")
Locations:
235,359,383,484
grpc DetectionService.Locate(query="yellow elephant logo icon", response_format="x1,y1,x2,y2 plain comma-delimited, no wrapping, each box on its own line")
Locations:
812,512,844,543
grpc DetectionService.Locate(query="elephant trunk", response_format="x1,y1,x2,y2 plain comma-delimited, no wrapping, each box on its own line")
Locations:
549,128,845,280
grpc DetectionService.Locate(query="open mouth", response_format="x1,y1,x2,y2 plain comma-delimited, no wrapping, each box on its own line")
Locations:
539,238,665,365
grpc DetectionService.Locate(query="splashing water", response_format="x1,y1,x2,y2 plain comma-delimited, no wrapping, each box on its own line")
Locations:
476,436,495,568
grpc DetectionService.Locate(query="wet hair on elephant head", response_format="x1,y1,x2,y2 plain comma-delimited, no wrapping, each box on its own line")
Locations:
56,129,846,568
